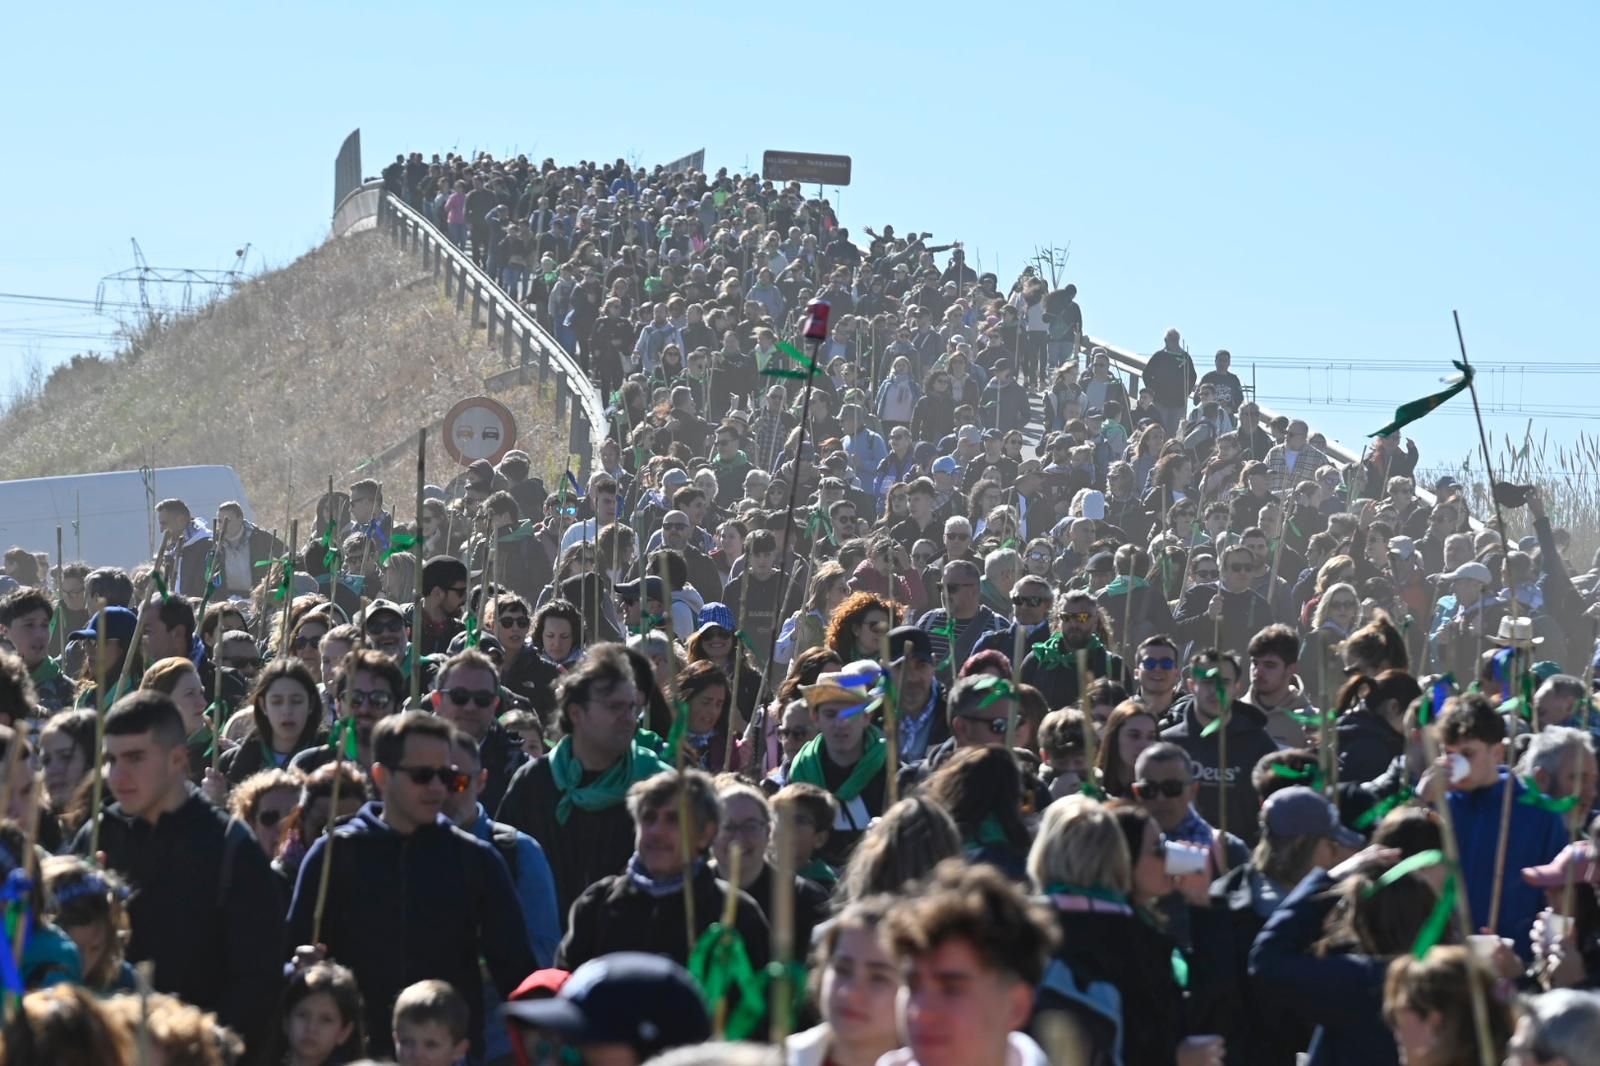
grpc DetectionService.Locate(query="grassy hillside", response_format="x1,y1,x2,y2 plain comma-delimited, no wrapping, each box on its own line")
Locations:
0,232,567,528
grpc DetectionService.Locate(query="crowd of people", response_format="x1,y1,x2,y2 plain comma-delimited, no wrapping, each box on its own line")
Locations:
0,152,1595,1065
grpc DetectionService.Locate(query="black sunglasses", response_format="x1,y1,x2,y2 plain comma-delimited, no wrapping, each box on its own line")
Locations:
498,615,531,628
958,715,1009,736
1012,596,1047,608
1133,779,1187,799
256,808,286,828
386,764,470,792
366,619,405,635
442,687,497,709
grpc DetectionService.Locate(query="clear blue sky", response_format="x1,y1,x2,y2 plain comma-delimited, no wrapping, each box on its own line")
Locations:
6,1,1596,479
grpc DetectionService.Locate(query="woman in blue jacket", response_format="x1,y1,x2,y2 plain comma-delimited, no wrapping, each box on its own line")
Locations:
1250,846,1442,1066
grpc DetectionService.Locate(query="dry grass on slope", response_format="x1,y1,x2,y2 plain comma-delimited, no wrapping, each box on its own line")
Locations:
0,232,567,528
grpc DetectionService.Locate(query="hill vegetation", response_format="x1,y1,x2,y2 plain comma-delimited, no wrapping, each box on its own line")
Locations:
0,232,566,528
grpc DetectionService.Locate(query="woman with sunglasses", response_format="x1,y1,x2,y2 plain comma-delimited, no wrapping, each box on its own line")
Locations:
1094,701,1161,799
219,659,327,787
1021,537,1055,579
1300,580,1362,711
685,612,763,726
229,768,302,865
824,592,895,664
911,369,955,444
285,613,329,677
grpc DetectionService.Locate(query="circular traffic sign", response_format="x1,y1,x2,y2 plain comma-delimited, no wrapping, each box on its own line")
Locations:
442,396,518,467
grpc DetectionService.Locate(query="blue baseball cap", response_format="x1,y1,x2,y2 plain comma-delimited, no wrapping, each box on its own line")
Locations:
932,455,960,476
68,606,138,644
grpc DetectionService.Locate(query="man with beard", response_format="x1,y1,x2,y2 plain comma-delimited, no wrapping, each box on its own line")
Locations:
290,649,405,775
1019,590,1127,710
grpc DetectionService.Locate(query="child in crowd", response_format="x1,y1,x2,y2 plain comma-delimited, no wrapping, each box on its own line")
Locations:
276,961,365,1066
393,979,471,1066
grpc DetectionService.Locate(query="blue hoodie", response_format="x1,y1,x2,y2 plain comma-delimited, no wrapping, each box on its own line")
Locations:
1447,769,1567,958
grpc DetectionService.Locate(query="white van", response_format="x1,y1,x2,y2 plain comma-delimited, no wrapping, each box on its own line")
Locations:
0,465,253,572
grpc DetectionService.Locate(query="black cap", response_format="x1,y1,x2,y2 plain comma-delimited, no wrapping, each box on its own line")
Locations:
501,953,710,1060
614,576,665,602
888,625,934,663
1086,551,1115,574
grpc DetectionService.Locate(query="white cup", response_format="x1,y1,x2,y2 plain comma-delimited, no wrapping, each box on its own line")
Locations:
1164,840,1209,877
1545,913,1574,943
1467,933,1510,963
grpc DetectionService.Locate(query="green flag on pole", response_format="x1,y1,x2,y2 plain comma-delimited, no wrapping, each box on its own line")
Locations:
1368,361,1474,438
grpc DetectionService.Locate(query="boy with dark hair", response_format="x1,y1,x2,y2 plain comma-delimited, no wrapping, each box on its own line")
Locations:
772,781,839,887
474,491,552,603
0,587,74,711
1435,692,1567,957
74,690,284,1050
1160,648,1279,846
1245,623,1319,746
410,556,468,655
288,710,535,1059
722,528,799,667
881,860,1057,1066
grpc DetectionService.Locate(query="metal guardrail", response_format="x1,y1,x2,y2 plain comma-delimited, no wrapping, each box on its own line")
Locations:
332,180,382,238
370,192,606,481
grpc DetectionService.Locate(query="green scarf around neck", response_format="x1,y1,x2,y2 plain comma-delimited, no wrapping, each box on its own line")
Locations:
789,727,887,803
1103,575,1150,597
548,736,671,825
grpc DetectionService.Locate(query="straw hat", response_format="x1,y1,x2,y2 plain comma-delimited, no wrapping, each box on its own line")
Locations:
1491,616,1544,647
801,661,881,711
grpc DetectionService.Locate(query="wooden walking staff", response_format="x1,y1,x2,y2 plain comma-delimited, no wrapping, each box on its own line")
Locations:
1452,310,1523,934
87,598,114,861
1419,713,1504,1066
769,803,797,1043
411,430,427,706
53,526,64,657
1077,647,1100,792
1005,621,1028,752
277,522,300,658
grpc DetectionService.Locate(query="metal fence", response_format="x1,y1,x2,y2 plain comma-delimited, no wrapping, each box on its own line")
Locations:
372,193,606,479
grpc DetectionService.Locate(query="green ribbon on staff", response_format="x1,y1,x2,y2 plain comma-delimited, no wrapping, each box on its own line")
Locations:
1368,361,1475,438
271,553,292,602
1197,667,1231,738
687,922,794,1042
1287,705,1337,728
1362,848,1456,958
329,716,359,760
1353,785,1414,829
381,533,417,563
319,518,341,569
1270,763,1324,790
1519,774,1580,814
151,571,171,604
464,611,480,650
760,340,817,379
665,700,691,768
928,617,958,669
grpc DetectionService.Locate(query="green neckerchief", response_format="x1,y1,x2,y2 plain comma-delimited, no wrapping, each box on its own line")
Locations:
634,726,668,754
30,657,63,685
1103,575,1150,597
968,815,1012,849
548,736,671,824
1032,633,1105,672
798,857,839,887
789,727,887,803
497,519,539,544
1042,882,1128,905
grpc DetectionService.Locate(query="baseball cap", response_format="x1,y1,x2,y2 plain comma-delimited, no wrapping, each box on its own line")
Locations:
887,625,935,664
1387,536,1416,561
662,468,691,490
1086,552,1115,575
697,602,736,632
1441,561,1493,585
1262,786,1363,849
1079,490,1107,521
614,576,665,602
501,953,710,1061
932,456,960,476
957,425,982,445
982,429,1002,442
357,599,405,626
68,606,138,644
1084,406,1104,419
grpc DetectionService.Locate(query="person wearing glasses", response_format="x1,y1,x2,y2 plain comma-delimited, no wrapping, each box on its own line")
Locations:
973,574,1054,665
1095,545,1177,655
556,767,770,972
1020,591,1128,712
915,559,1006,687
291,648,405,777
1174,544,1277,660
1158,649,1279,849
1130,741,1252,879
430,649,526,814
403,557,468,657
288,711,535,1061
711,779,830,958
75,691,286,1051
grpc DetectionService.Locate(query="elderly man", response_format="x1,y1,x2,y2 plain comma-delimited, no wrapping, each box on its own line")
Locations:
916,559,1006,685
1264,420,1327,496
1516,727,1599,817
1143,328,1197,435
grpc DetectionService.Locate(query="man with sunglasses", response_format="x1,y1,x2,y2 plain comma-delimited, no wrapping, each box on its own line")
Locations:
1132,635,1185,724
432,648,526,814
916,559,1005,688
899,673,1033,795
1131,741,1251,875
289,711,535,1060
1020,591,1127,712
291,648,405,776
406,556,469,656
1174,544,1276,660
975,575,1054,663
1159,649,1280,847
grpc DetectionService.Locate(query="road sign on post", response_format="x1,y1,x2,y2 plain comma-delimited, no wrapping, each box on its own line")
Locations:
762,151,852,186
442,396,518,467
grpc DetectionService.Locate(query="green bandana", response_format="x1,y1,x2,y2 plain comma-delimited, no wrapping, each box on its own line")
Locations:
1103,575,1149,597
548,736,672,825
789,727,887,803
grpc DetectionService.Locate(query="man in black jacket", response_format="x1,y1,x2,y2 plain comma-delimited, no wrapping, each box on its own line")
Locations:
1019,589,1128,710
74,691,284,1051
213,503,285,597
155,498,214,598
429,648,526,813
557,768,769,970
1143,328,1196,434
287,711,534,1058
1174,544,1277,658
497,644,673,918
